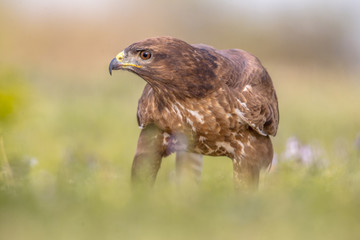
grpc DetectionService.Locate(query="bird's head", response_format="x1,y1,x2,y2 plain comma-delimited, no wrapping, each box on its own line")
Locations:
109,36,223,98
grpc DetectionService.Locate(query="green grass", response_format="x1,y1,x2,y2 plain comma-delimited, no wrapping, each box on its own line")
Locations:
1,65,360,240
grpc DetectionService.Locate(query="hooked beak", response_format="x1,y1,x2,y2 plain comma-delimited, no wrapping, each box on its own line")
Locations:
109,51,124,76
109,50,142,76
109,58,120,76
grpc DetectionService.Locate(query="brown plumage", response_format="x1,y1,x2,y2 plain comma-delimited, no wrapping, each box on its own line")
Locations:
109,36,279,189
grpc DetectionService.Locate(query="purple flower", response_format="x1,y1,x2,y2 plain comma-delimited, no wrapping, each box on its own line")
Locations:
281,136,327,168
355,133,360,151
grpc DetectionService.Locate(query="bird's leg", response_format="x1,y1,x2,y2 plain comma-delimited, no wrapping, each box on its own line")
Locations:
232,132,273,190
175,151,203,184
232,159,260,190
132,125,165,186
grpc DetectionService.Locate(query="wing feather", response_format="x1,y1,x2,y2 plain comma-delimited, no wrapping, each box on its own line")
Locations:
218,49,279,136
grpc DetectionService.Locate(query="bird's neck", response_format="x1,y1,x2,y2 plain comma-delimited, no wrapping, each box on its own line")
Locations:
140,84,175,113
142,72,221,100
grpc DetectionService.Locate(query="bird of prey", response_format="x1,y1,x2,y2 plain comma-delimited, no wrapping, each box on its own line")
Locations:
109,36,279,189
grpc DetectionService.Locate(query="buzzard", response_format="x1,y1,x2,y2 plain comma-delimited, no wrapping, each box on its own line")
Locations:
109,36,279,189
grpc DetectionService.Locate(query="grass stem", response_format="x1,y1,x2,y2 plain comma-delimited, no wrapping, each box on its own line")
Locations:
0,136,14,187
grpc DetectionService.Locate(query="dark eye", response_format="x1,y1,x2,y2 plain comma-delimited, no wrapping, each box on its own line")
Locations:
139,50,151,60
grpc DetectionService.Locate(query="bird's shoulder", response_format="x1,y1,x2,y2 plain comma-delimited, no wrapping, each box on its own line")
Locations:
193,45,279,136
218,49,279,136
192,44,267,88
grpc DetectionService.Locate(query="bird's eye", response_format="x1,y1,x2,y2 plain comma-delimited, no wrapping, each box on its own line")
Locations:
139,50,151,60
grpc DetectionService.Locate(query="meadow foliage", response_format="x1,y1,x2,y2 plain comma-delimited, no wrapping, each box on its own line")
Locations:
1,1,360,239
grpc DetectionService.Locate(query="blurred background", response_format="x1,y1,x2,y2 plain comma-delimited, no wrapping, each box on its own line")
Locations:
1,0,360,239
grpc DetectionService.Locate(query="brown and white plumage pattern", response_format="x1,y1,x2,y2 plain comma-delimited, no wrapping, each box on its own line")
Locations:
109,36,279,188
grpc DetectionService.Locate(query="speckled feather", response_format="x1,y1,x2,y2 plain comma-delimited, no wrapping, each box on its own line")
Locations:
112,36,279,187
134,38,278,162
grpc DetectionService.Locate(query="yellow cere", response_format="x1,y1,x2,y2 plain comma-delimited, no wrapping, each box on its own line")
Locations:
116,51,124,61
115,51,142,68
